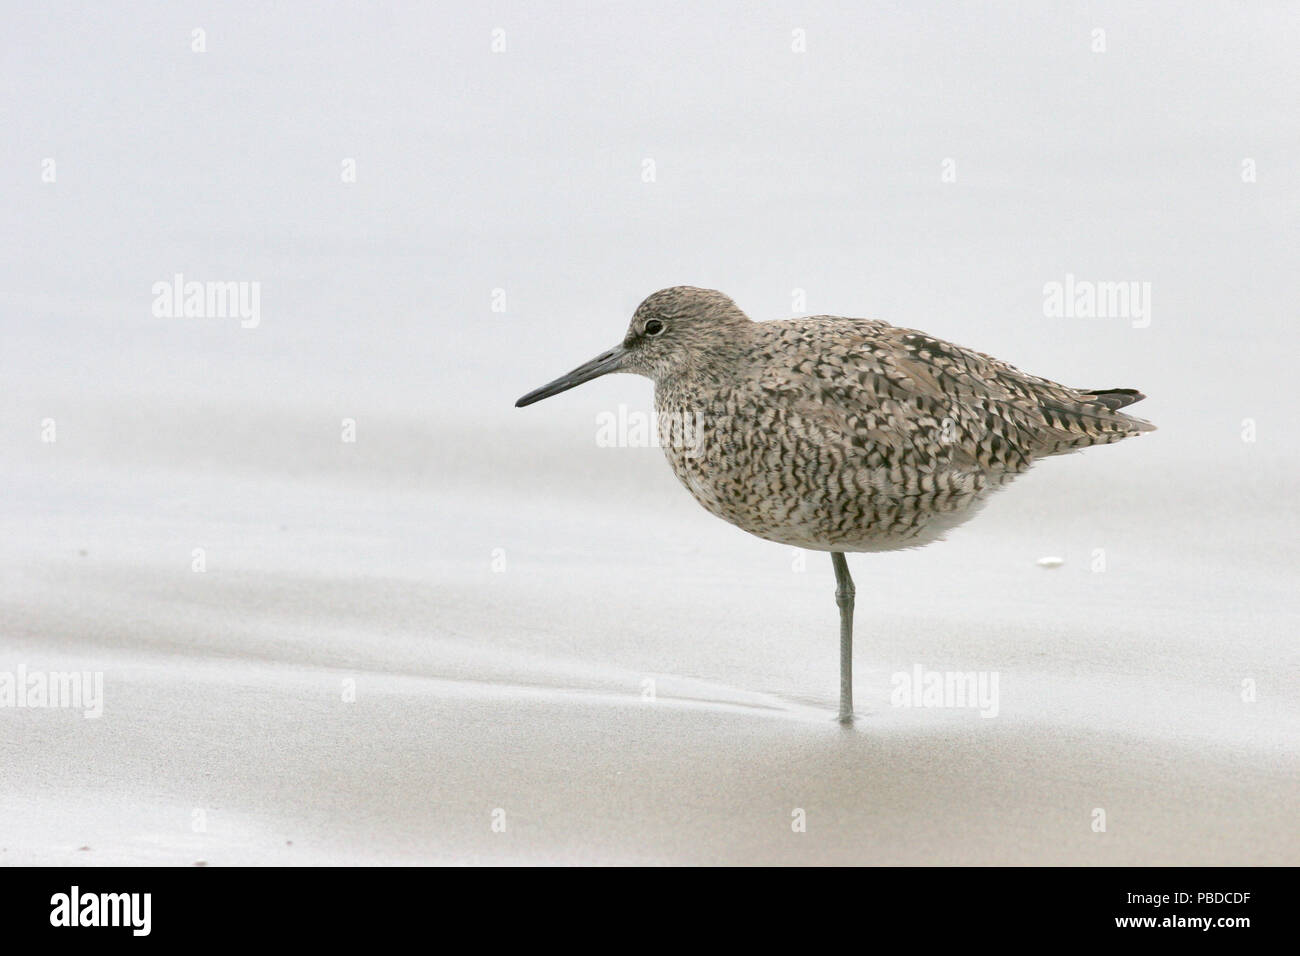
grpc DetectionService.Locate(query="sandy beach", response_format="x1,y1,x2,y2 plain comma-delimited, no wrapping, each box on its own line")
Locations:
2,2,1297,865
1,399,1296,865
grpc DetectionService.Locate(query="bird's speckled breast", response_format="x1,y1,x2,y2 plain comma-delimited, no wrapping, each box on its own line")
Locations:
653,374,1003,554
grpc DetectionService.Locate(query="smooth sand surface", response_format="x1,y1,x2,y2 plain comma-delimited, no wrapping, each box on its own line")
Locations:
2,403,1296,866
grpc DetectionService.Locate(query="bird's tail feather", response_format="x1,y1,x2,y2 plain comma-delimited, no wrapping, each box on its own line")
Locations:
1032,386,1155,456
1078,387,1146,411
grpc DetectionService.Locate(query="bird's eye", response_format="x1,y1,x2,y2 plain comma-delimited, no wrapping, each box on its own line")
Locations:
643,319,665,336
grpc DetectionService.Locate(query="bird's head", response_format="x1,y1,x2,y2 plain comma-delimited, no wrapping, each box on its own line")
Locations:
515,286,751,407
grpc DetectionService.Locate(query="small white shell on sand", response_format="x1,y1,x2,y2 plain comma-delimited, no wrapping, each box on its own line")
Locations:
1036,556,1064,569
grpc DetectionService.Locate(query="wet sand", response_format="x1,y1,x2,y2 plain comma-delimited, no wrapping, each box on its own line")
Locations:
2,404,1295,865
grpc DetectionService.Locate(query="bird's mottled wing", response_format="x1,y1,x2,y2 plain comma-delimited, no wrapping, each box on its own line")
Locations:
752,317,1151,482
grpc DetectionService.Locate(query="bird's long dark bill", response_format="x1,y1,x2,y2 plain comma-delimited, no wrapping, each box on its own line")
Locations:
515,344,627,407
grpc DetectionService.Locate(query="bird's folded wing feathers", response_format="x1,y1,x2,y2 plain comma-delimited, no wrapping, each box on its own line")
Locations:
755,320,1153,463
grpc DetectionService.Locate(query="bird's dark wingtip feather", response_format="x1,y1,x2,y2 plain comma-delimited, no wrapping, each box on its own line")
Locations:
1081,387,1147,410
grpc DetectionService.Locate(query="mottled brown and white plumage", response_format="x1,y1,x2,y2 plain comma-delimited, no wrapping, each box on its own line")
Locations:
629,287,1153,553
516,286,1154,720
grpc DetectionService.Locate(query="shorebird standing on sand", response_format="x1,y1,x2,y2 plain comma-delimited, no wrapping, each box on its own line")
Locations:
516,287,1154,722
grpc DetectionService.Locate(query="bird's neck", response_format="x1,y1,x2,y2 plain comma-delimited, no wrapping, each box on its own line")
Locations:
653,339,752,406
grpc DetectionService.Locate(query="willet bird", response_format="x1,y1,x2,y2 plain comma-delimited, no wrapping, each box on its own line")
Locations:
516,287,1154,722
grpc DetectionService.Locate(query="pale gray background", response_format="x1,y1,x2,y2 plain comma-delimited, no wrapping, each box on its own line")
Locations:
2,2,1296,865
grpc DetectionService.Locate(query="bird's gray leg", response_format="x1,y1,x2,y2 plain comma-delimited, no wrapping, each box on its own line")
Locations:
831,552,855,723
